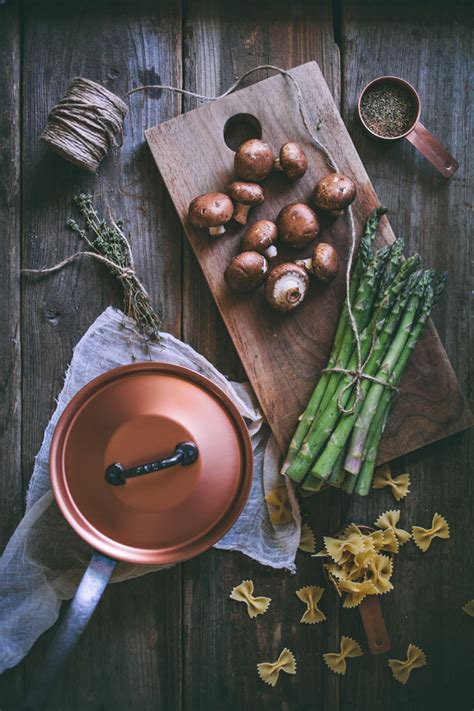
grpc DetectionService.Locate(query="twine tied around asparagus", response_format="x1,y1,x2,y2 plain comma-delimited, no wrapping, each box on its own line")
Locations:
36,65,387,404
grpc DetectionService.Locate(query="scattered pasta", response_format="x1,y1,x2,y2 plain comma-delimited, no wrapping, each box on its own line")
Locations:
299,523,316,553
296,586,326,624
462,600,474,617
388,644,427,685
375,509,411,545
372,464,411,501
412,513,450,552
265,486,293,525
323,636,363,675
257,648,296,687
315,524,396,608
229,580,271,618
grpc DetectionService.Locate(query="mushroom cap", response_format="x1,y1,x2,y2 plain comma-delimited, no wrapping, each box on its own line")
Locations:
279,142,308,180
312,242,339,283
227,181,265,206
224,251,268,292
264,262,309,312
242,220,278,252
188,192,234,228
277,203,320,248
234,139,275,181
312,173,356,212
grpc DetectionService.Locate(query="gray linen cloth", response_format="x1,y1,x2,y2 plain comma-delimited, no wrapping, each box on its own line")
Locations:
0,307,300,673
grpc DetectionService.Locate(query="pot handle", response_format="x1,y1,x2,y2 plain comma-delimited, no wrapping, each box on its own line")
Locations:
21,551,116,711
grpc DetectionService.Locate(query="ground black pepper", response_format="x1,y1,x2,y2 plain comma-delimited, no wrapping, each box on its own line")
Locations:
360,82,417,138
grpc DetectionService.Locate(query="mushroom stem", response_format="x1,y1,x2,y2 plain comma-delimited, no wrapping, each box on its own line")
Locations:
233,203,251,225
209,225,226,236
295,258,313,272
273,158,283,171
263,244,278,259
274,275,305,307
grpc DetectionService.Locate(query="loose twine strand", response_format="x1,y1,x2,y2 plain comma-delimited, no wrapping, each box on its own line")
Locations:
37,65,394,413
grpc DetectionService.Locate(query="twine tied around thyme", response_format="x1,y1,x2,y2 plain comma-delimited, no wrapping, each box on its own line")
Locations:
35,65,395,413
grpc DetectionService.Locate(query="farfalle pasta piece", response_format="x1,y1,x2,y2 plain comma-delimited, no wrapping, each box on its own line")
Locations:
265,486,293,525
388,644,427,685
380,527,399,553
372,464,411,501
299,523,316,553
257,648,296,687
323,636,363,675
367,554,393,594
375,509,411,545
323,532,365,564
229,580,271,618
412,513,450,552
296,586,326,624
338,579,378,608
462,600,474,617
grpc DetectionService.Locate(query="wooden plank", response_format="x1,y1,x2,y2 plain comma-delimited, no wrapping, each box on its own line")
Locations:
180,3,342,709
18,1,183,709
146,60,472,466
339,1,474,709
0,1,24,707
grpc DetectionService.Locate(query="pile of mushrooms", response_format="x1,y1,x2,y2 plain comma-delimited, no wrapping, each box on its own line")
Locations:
188,136,356,312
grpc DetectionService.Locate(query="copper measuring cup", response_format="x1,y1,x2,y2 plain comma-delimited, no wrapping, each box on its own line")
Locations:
358,76,459,178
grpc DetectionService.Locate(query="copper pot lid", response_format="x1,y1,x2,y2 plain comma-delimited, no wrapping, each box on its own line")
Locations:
50,363,253,565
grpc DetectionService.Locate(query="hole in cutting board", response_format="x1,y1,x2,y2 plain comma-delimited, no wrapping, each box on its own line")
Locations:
223,114,262,151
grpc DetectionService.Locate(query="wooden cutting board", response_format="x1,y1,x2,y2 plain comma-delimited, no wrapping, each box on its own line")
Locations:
146,61,472,463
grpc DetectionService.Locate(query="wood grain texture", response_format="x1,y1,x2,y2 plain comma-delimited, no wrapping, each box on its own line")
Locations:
146,60,472,465
180,4,342,711
0,2,23,707
9,1,184,709
338,1,474,710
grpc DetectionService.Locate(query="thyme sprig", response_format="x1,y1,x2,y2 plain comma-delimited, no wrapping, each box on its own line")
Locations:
67,193,161,341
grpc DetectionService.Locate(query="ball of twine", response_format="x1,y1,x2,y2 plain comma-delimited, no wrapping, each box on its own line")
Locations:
41,77,128,173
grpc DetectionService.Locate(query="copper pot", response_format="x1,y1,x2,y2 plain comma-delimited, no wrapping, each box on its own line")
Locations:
23,363,253,709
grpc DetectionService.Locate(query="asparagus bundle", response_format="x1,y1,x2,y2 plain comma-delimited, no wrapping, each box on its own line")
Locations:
283,208,447,495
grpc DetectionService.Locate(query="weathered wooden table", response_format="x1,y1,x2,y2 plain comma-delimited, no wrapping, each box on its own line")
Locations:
1,1,472,709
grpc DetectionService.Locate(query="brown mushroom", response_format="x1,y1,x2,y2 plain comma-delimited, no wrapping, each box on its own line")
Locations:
234,139,275,182
297,243,339,283
276,203,320,249
274,142,308,180
312,173,356,216
242,220,278,259
227,181,264,225
264,262,309,312
224,251,268,292
188,192,234,236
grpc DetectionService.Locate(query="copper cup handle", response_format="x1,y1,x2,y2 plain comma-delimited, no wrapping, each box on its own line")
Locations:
405,121,459,178
358,595,391,655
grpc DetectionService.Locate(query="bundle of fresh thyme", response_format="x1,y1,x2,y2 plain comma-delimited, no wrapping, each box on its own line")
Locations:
67,193,161,341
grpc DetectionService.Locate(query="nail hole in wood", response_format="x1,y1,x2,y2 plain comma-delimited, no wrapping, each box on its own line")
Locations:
223,113,262,152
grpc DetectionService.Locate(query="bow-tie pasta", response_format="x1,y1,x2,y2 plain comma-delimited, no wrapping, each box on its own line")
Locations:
298,523,316,553
323,636,363,675
412,513,450,552
388,644,427,684
462,600,474,617
372,464,411,501
265,486,293,525
296,585,326,623
229,580,271,618
375,509,411,545
257,648,297,687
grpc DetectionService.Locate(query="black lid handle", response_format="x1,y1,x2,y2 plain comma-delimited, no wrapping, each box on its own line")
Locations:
105,441,199,486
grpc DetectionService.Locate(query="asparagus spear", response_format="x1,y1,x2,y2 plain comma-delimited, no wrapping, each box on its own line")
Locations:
281,207,387,474
353,273,447,493
289,270,420,485
308,272,433,482
345,271,438,475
